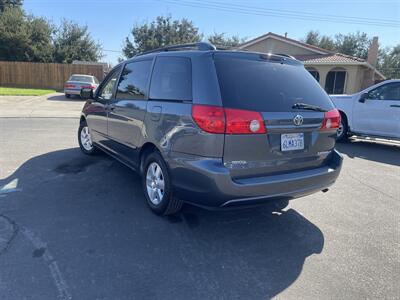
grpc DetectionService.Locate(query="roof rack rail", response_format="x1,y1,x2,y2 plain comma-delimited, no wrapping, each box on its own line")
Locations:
137,42,216,56
275,53,296,60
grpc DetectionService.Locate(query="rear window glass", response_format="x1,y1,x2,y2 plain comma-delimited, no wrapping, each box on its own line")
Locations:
69,75,93,83
149,57,192,101
214,54,334,112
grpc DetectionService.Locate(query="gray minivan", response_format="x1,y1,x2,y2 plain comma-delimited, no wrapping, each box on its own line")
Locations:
78,42,343,215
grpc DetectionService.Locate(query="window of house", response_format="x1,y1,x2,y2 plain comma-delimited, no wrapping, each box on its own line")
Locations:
149,57,192,101
307,68,320,82
116,60,152,100
325,69,346,94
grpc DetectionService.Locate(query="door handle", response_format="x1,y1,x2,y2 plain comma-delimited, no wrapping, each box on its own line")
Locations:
390,104,400,108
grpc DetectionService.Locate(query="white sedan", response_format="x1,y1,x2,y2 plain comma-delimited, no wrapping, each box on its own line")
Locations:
330,79,400,141
64,74,99,98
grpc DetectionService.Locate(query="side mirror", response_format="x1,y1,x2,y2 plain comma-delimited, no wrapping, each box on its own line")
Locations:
359,92,368,103
80,88,94,100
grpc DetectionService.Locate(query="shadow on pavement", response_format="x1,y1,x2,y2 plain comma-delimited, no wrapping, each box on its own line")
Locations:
0,148,324,299
47,94,85,102
336,139,400,166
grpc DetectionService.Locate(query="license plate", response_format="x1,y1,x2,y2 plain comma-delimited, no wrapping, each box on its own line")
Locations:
281,133,304,151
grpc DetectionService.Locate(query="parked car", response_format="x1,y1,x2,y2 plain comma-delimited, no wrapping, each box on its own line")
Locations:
78,42,343,215
64,74,99,98
330,79,400,141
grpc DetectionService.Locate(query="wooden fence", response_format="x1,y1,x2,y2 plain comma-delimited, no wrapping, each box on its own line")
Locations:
0,61,105,90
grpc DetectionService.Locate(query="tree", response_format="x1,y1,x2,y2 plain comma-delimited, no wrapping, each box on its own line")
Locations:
0,7,29,61
302,30,335,51
318,36,336,51
303,30,336,51
303,30,320,46
378,45,400,79
123,16,201,58
302,30,370,57
334,32,370,59
53,20,102,63
0,7,103,63
26,15,54,62
207,32,245,49
0,0,22,12
0,7,53,62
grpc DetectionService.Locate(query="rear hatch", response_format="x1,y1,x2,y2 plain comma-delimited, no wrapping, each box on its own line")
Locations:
213,52,338,179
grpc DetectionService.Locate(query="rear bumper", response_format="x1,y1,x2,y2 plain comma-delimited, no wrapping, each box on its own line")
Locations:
166,149,343,208
64,89,81,95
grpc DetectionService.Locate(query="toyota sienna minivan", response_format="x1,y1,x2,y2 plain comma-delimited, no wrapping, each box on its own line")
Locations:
78,42,343,215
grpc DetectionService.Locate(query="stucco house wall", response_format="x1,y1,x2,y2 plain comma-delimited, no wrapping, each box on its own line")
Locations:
244,39,318,56
305,64,364,94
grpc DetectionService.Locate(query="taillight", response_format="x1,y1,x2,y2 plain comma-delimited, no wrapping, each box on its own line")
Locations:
321,109,341,131
225,108,266,134
192,105,266,134
192,105,225,133
82,85,96,89
64,84,75,88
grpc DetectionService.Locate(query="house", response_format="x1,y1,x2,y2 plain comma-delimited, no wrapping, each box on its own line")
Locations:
237,32,385,94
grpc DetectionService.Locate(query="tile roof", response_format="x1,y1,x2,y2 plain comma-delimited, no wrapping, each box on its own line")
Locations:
295,53,366,64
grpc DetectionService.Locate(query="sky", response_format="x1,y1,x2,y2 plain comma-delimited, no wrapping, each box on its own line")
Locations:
23,0,400,65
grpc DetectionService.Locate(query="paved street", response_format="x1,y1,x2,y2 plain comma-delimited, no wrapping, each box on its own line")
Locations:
0,95,399,299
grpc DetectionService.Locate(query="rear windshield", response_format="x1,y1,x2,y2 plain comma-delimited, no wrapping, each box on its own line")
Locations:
214,54,334,112
69,75,94,83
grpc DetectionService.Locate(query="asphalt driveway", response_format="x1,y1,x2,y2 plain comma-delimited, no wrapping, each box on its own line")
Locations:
0,98,399,299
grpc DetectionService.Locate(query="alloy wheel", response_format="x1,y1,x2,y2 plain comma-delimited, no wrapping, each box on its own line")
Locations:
146,162,165,205
337,121,344,138
80,126,93,151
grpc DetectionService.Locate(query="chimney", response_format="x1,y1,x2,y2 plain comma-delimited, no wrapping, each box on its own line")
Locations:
284,32,288,38
367,36,379,67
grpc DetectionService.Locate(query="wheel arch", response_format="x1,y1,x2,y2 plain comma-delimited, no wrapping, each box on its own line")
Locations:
139,142,160,174
338,110,349,130
79,115,87,125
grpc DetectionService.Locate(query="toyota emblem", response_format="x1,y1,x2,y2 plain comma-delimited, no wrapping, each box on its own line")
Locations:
293,115,303,126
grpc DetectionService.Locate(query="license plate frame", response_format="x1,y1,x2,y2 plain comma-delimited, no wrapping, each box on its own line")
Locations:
281,133,304,152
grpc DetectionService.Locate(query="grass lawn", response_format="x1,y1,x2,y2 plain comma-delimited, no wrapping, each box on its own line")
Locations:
0,87,56,96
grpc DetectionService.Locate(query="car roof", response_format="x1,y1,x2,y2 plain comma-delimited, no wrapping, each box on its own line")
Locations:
122,49,301,65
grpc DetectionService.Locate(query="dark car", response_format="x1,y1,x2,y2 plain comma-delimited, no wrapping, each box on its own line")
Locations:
78,42,343,215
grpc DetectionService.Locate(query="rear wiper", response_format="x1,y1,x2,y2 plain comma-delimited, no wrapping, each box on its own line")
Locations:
292,102,327,112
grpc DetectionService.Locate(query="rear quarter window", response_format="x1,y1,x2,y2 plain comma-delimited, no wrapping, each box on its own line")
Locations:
149,56,192,101
214,54,334,112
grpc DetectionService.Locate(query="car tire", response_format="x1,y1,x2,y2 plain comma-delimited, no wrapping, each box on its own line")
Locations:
336,113,348,142
142,151,183,216
78,121,97,155
65,94,71,98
